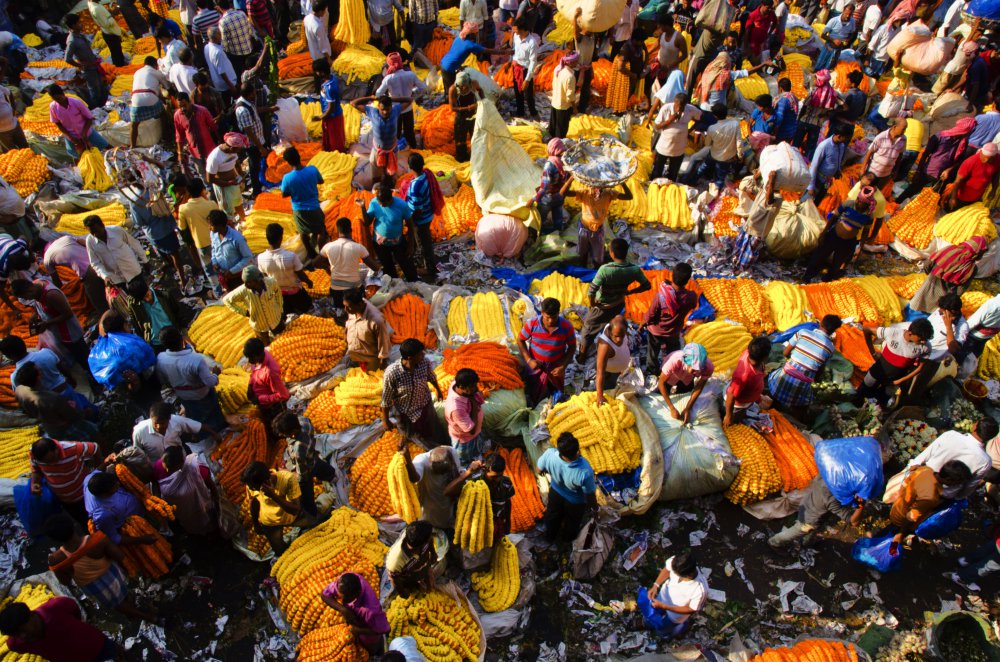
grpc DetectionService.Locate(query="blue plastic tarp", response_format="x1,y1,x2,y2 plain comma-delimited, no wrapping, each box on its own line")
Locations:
770,322,820,344
491,265,598,294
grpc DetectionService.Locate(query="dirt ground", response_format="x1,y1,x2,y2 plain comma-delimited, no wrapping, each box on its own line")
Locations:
15,484,998,661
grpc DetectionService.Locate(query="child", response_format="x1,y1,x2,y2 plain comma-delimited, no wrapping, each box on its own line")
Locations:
858,319,933,405
724,336,773,428
642,262,697,377
444,368,486,465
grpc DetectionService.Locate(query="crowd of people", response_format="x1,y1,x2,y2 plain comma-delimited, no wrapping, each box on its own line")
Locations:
0,0,997,657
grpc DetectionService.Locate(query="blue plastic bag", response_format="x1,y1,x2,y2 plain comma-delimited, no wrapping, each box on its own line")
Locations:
88,332,156,389
814,436,885,505
915,499,967,540
13,482,61,538
852,534,903,573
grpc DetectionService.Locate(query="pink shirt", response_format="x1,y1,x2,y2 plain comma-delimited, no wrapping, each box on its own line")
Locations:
444,383,485,444
321,573,390,647
49,97,93,139
661,350,715,386
726,350,765,406
43,236,91,279
249,350,290,406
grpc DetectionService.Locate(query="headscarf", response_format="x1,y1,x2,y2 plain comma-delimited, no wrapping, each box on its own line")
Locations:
681,343,708,372
940,116,977,159
460,21,480,39
698,52,732,104
386,52,404,75
930,235,989,285
224,132,249,149
982,142,998,158
454,71,471,89
554,51,579,76
809,70,837,109
855,185,876,212
547,138,566,178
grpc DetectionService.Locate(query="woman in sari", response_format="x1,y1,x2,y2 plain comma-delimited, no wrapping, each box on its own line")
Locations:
910,236,990,313
793,69,838,155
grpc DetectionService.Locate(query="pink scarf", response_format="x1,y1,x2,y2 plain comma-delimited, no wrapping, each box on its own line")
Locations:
809,70,837,109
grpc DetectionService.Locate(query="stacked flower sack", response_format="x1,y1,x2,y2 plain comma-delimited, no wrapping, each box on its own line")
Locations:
750,639,860,661
886,188,939,249
764,281,810,331
0,427,41,479
54,202,127,235
762,413,819,492
387,451,421,523
496,447,544,532
529,272,589,309
0,365,17,409
434,342,523,395
188,306,257,368
724,424,782,505
447,292,528,343
453,480,494,554
0,149,49,196
646,183,693,230
546,393,642,475
471,536,520,612
216,367,251,415
210,416,271,505
697,278,774,335
349,430,419,517
89,516,173,578
683,321,752,373
934,202,997,245
387,589,483,662
382,293,438,348
269,315,347,382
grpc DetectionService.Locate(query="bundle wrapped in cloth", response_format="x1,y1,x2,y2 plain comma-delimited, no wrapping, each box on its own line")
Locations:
562,136,638,188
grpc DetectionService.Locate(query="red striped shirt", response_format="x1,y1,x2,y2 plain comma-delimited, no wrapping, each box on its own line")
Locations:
31,441,98,503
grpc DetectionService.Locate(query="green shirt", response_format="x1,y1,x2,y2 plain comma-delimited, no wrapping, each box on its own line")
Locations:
588,261,650,307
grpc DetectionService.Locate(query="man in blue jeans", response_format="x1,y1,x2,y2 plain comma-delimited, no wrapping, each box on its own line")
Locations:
536,432,597,543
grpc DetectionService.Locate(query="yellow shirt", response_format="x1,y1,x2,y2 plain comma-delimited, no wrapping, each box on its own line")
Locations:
551,67,577,111
904,118,926,152
248,470,301,526
87,0,123,37
223,277,284,333
177,197,219,250
847,182,886,219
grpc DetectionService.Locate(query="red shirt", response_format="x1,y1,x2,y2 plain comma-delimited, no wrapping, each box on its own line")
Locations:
249,350,290,406
726,350,765,406
745,8,775,51
956,153,1000,202
31,441,98,503
644,282,698,337
247,0,273,35
6,597,107,662
174,105,219,160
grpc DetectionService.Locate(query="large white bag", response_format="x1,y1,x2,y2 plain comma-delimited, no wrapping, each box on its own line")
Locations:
556,0,627,33
887,22,933,61
276,97,309,143
901,37,956,75
470,99,540,215
475,213,529,258
758,143,810,193
765,199,826,260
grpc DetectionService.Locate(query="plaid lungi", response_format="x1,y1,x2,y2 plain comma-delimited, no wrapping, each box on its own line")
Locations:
129,99,164,123
81,562,128,607
767,367,814,407
730,227,764,271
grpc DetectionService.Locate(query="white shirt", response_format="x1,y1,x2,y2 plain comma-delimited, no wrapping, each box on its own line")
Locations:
85,225,147,284
43,236,89,278
868,23,898,61
938,0,966,37
705,118,742,162
655,556,708,624
613,0,639,42
860,3,882,40
411,446,462,480
512,32,541,80
459,0,489,25
205,41,237,92
257,247,304,292
322,238,369,287
376,70,427,114
967,295,1000,339
131,66,170,107
908,430,992,499
156,347,219,400
169,63,198,96
0,175,24,218
655,104,701,157
927,309,969,360
206,146,239,176
304,13,331,62
159,38,185,75
551,66,577,110
387,637,426,662
132,414,202,460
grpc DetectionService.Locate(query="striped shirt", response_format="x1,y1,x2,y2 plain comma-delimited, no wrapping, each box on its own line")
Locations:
0,234,28,279
519,316,576,364
220,9,255,56
31,441,99,503
785,328,834,377
408,0,438,24
876,326,929,369
382,359,435,420
223,277,284,333
867,130,906,177
405,172,433,225
247,0,273,35
192,8,222,41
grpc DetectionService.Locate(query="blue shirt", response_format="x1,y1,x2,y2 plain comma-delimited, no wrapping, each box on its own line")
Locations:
12,348,65,392
773,94,798,140
365,104,401,151
83,470,143,544
809,137,846,191
210,227,253,274
750,108,774,134
537,447,596,504
405,172,434,225
144,293,173,344
440,37,485,74
161,18,183,39
659,69,686,104
785,328,835,377
823,15,856,41
280,165,323,211
971,111,1000,148
367,197,411,242
320,75,343,118
130,199,177,242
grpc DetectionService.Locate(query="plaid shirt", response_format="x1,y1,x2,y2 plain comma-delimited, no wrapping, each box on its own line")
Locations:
408,0,438,24
382,358,435,421
220,9,255,56
535,160,567,203
235,97,264,144
867,130,906,178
